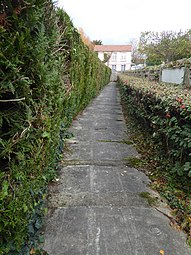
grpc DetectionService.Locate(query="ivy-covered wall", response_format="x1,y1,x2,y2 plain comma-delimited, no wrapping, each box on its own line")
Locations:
0,1,111,254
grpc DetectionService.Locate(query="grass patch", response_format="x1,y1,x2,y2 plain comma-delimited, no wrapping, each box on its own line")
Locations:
139,192,158,206
123,156,145,168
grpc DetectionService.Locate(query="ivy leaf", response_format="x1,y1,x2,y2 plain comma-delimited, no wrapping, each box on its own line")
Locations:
28,224,35,235
184,162,191,172
35,217,42,230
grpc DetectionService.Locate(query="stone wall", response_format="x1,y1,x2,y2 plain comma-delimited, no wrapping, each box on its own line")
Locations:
125,58,191,87
161,67,185,84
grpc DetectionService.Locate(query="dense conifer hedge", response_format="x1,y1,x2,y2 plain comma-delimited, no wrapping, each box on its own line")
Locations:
0,1,111,253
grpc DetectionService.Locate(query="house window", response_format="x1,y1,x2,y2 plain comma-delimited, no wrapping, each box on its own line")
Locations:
112,65,116,72
112,53,117,61
121,65,126,72
121,53,126,61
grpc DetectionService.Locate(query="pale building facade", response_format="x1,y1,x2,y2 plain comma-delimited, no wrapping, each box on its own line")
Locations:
94,45,132,72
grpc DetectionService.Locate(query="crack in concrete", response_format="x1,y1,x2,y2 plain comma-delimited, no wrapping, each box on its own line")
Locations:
62,159,127,167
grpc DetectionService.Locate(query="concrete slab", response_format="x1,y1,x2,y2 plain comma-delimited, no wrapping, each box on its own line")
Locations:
43,82,191,255
44,206,190,255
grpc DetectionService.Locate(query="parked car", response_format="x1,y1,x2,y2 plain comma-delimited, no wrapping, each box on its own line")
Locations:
131,64,144,70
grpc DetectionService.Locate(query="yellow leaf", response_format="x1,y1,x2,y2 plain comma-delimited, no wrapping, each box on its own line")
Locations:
30,247,35,255
160,250,165,255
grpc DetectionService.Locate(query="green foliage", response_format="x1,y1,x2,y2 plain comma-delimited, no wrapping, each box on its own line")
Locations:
123,157,145,168
0,1,110,254
119,75,191,178
139,192,158,206
139,30,191,64
92,40,103,45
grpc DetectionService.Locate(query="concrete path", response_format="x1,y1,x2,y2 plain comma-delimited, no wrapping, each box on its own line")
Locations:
43,82,191,255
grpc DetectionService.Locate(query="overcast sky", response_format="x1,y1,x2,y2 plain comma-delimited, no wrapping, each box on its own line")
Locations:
57,0,191,45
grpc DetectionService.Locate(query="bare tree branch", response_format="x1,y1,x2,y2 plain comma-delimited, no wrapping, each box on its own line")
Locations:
0,97,25,102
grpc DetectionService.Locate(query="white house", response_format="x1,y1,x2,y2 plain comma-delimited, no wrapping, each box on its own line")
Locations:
94,45,132,72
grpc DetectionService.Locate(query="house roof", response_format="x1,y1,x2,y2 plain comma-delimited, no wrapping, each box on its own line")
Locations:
94,45,132,52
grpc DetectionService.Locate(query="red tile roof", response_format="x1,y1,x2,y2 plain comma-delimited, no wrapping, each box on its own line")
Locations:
94,45,132,52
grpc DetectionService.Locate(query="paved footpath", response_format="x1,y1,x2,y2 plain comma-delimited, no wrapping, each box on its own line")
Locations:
43,82,191,255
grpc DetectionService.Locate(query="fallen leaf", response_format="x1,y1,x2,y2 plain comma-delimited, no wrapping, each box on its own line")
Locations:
30,247,35,255
160,250,165,255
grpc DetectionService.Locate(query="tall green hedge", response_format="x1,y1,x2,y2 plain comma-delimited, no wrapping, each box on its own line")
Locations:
0,1,111,254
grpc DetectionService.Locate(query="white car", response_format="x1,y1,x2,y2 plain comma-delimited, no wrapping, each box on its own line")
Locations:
131,64,144,70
